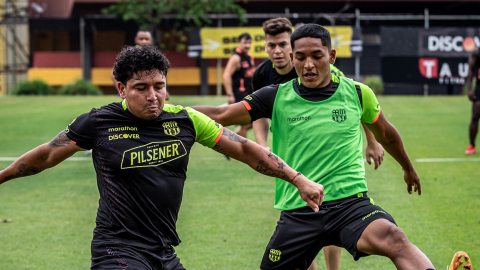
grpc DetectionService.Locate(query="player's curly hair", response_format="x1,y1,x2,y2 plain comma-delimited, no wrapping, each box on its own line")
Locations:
113,45,171,85
290,23,331,51
262,17,293,37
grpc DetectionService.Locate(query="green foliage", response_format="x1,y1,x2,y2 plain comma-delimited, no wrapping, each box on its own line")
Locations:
102,0,248,29
363,76,384,95
11,79,54,95
59,79,102,96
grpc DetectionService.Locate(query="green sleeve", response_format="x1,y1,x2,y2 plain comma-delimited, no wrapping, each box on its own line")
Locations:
355,82,381,124
184,107,223,148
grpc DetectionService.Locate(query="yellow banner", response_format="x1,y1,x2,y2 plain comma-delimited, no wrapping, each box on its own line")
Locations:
199,26,354,59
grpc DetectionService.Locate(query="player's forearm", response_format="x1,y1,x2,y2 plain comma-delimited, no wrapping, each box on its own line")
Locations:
242,141,298,185
362,122,378,145
253,118,269,148
223,76,233,95
0,144,52,185
376,125,414,171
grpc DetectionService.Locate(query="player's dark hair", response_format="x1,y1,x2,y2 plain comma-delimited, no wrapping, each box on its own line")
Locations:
136,29,151,35
290,23,331,51
113,45,170,85
238,32,252,42
262,17,293,36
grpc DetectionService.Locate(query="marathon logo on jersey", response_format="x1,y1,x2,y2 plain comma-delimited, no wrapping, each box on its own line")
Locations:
65,118,77,134
163,121,180,136
287,116,311,122
332,109,347,123
108,126,138,133
121,140,187,169
269,249,281,262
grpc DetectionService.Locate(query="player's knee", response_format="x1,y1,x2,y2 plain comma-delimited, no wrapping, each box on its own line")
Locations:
385,226,411,255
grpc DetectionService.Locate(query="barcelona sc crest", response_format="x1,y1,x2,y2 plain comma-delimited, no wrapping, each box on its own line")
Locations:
163,121,180,136
332,108,347,123
269,249,281,262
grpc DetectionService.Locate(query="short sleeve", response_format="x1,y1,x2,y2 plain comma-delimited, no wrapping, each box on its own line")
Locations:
184,107,223,148
242,84,279,121
356,82,381,124
65,110,96,150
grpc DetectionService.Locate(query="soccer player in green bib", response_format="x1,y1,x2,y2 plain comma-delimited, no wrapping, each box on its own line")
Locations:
192,24,436,270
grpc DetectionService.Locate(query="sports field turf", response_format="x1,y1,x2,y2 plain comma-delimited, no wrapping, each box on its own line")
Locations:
0,95,478,270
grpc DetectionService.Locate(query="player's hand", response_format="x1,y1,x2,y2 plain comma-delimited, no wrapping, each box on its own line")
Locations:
468,91,477,102
403,168,421,195
227,95,235,104
365,142,384,170
292,175,324,212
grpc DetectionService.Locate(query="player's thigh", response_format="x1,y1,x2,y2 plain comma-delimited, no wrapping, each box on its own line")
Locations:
336,197,396,261
91,239,152,270
356,218,407,257
260,208,326,270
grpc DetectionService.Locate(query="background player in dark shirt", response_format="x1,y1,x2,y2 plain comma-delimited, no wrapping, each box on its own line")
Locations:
465,47,480,155
223,32,256,138
0,46,324,270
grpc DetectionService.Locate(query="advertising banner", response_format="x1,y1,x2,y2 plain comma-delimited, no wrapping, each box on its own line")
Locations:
189,26,361,59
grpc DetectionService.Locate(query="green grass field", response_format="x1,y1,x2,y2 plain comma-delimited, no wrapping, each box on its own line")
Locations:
0,95,478,270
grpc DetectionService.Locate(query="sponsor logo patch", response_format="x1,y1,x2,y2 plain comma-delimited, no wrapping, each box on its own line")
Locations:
121,140,187,169
109,134,140,141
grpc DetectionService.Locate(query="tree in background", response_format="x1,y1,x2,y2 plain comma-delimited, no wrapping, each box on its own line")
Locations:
102,0,247,29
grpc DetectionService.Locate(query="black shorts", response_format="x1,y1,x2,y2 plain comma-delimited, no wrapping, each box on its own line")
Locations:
475,87,480,101
91,238,186,270
260,193,396,270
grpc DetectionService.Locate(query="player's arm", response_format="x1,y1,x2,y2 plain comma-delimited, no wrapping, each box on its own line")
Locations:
213,127,324,211
365,113,419,195
359,82,420,195
0,130,84,185
362,122,384,169
251,67,270,148
192,102,252,127
253,118,270,148
223,55,240,104
466,50,478,101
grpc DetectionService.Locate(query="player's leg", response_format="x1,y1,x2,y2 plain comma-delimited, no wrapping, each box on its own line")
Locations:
466,100,480,154
307,259,317,270
356,219,434,270
323,246,341,270
259,207,326,270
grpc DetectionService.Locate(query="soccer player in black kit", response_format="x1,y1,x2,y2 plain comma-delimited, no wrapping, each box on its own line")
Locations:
0,46,325,270
223,32,256,138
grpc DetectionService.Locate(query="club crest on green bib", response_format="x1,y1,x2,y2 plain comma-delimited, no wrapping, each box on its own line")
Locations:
163,121,180,136
332,108,347,123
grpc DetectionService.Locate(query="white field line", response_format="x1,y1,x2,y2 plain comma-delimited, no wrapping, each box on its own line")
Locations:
414,158,480,162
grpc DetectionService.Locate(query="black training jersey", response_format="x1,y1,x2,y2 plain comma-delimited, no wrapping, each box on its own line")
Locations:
232,48,255,99
252,58,297,91
65,101,222,249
